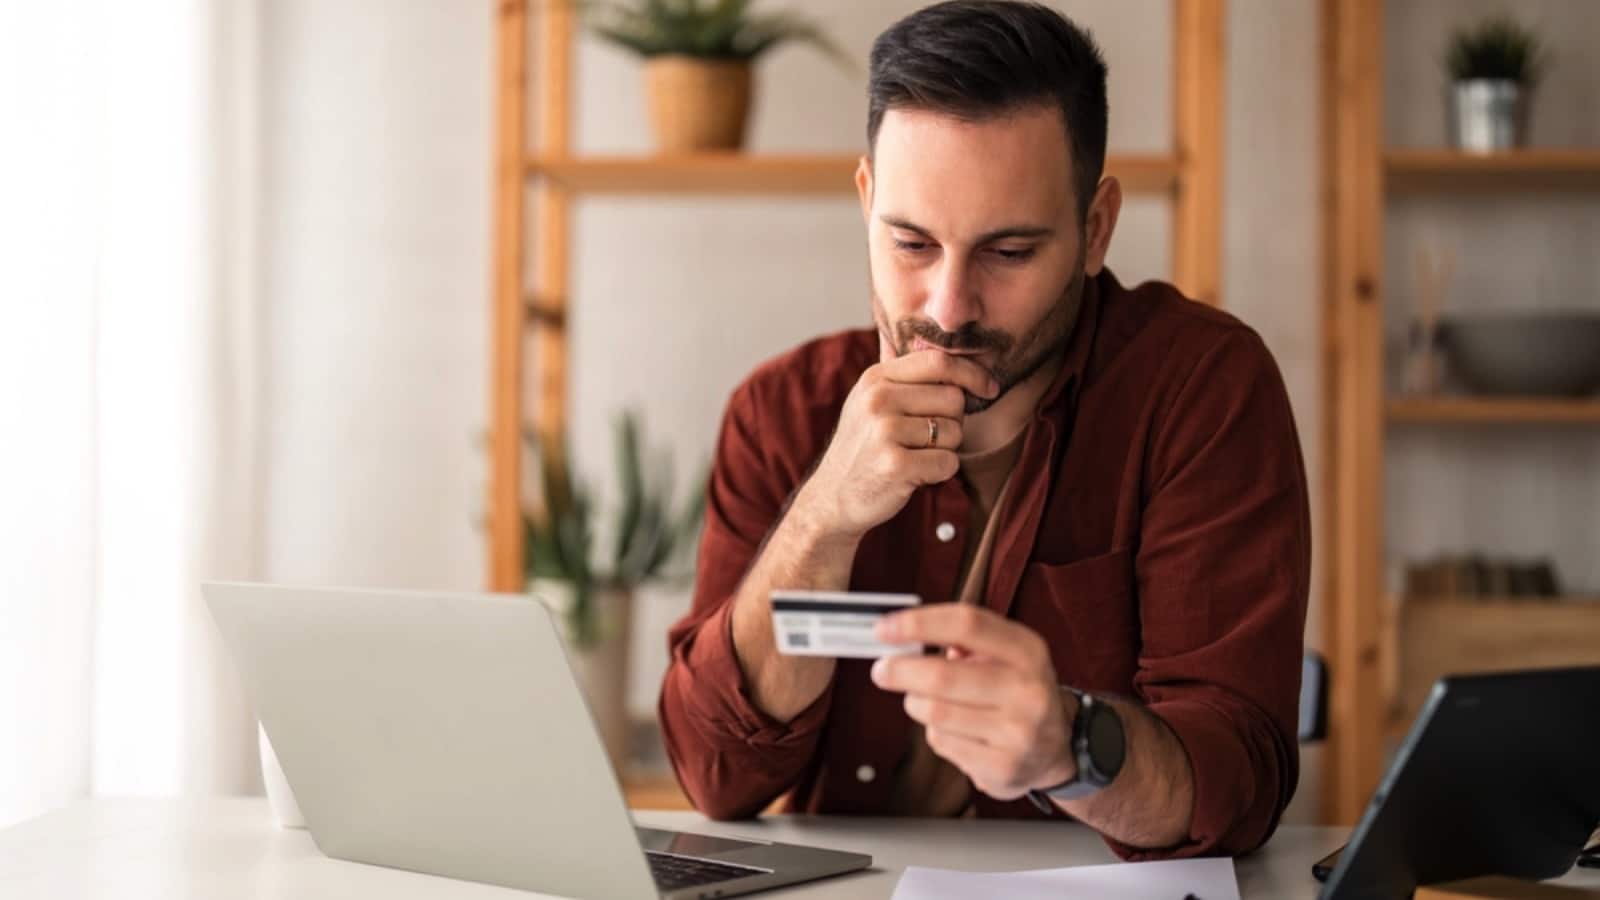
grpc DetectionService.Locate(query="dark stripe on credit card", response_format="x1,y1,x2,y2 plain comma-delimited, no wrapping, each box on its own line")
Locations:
770,600,910,616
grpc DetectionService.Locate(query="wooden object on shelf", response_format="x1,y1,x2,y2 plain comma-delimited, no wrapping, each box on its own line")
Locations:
1394,596,1600,737
1388,397,1600,425
1387,148,1600,192
1402,244,1453,395
1416,876,1600,900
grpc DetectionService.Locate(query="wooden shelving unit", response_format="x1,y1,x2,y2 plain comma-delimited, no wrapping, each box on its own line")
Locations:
491,1,1229,807
1322,0,1600,825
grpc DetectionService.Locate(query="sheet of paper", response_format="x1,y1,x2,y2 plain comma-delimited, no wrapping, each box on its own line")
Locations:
891,856,1241,900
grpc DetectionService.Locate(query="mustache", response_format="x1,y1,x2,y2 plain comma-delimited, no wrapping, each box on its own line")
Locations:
896,319,1013,354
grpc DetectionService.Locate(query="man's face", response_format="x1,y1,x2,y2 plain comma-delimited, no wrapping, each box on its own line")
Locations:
858,105,1102,414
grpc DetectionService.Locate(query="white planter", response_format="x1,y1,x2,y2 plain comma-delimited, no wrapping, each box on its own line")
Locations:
258,722,306,828
1448,78,1529,153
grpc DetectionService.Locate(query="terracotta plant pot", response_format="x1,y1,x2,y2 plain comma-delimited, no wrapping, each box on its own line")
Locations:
644,55,752,152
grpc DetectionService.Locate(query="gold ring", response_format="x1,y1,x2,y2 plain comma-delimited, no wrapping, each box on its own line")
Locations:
926,417,939,448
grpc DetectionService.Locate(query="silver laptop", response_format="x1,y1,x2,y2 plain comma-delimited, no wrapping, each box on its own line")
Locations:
205,581,870,899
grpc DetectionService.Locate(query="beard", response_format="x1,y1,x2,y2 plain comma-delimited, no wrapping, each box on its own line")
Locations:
873,247,1088,415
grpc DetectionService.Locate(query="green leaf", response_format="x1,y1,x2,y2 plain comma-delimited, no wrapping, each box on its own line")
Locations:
1445,16,1547,84
581,0,848,65
612,411,645,574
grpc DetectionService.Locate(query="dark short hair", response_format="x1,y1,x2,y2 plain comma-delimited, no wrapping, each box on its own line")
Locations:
867,1,1109,217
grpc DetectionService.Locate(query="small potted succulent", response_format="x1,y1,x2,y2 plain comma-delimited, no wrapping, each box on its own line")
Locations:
587,0,849,152
1444,16,1548,153
523,410,705,770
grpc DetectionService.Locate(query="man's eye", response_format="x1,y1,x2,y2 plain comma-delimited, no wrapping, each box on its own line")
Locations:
893,238,931,253
991,247,1036,262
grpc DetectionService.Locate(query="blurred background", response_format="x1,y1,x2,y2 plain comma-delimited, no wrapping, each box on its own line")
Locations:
2,0,1596,834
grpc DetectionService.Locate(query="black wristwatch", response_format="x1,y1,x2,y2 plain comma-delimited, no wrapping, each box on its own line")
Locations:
1030,688,1126,809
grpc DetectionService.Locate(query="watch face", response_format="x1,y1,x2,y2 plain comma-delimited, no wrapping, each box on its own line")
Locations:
1086,703,1126,777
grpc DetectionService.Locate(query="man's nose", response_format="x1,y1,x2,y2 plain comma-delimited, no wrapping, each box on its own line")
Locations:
922,256,981,335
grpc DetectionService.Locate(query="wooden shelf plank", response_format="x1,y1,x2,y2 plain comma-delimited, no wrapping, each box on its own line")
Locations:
1386,148,1600,192
527,153,1181,196
1387,396,1600,425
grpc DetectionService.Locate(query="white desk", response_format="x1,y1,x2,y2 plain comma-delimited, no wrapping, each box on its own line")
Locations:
1,798,1595,898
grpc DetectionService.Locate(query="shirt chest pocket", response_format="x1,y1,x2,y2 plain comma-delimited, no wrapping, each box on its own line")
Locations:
1013,547,1139,695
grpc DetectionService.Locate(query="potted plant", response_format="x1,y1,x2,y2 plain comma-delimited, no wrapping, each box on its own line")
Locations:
1444,16,1548,153
523,411,706,770
587,0,849,152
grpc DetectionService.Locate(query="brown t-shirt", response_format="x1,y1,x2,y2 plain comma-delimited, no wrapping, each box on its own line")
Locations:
887,423,1029,816
659,270,1311,860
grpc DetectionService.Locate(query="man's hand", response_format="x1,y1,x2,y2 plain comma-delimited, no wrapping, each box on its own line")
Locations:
792,350,999,541
869,604,1077,801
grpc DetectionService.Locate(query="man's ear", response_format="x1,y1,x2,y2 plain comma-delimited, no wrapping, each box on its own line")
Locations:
855,155,873,224
1082,175,1123,277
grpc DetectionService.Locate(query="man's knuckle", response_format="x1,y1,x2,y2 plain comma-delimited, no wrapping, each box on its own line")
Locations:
882,447,909,473
864,385,890,416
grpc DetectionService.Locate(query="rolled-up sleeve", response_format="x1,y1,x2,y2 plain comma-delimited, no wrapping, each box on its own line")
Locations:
1111,328,1311,859
658,379,833,820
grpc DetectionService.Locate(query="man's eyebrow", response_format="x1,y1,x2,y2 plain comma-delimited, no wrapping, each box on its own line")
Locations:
878,215,1055,245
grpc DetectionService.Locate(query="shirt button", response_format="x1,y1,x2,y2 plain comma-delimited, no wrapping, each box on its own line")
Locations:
935,522,956,543
856,764,876,783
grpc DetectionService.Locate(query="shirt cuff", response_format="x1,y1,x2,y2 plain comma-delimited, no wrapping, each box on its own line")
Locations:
677,600,834,750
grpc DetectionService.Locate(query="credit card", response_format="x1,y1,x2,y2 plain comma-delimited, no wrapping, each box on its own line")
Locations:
770,590,922,658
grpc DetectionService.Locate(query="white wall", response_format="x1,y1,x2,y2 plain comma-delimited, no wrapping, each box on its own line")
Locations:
0,5,99,827
258,0,491,591
1382,0,1600,597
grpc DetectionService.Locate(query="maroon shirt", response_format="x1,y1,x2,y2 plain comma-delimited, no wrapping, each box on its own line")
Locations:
659,270,1311,859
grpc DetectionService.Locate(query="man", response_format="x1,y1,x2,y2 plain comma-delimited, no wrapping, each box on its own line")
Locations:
658,0,1309,860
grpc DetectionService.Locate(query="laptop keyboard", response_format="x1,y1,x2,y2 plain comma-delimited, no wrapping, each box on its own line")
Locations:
646,851,770,891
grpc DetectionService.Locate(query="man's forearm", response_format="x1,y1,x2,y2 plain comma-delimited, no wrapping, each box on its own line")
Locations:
1054,696,1195,849
728,486,862,722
